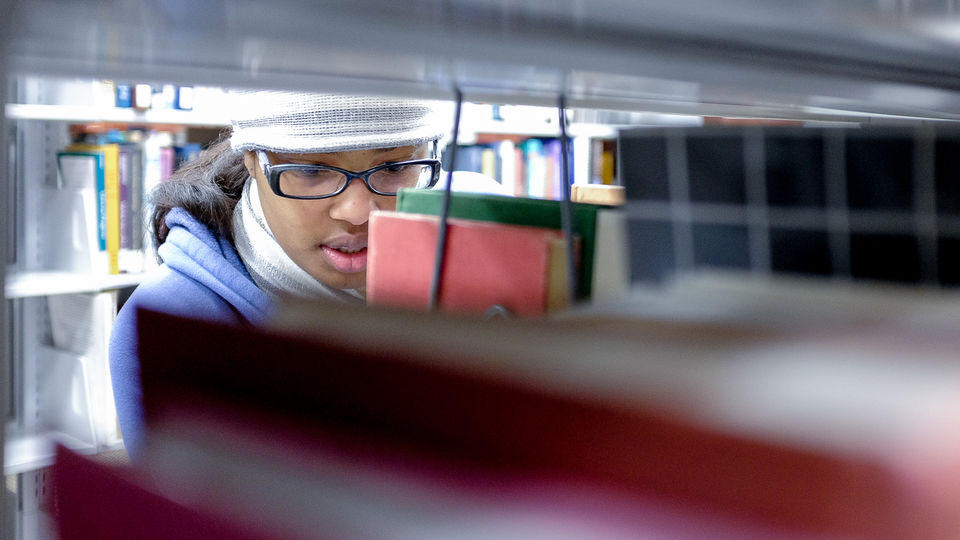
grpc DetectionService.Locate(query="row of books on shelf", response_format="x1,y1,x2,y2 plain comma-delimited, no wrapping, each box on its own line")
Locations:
54,274,960,538
114,83,194,111
79,79,197,111
365,186,629,317
47,129,203,276
445,137,617,199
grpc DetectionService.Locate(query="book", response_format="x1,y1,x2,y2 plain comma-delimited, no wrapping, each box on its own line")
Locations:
367,211,572,317
573,135,592,186
69,143,121,274
513,145,525,197
522,138,546,198
174,86,194,110
396,188,610,300
159,146,176,181
55,394,802,539
571,184,626,206
591,139,604,184
544,138,564,200
115,84,132,108
124,142,145,251
591,208,631,302
47,152,106,274
117,142,146,272
480,146,498,183
123,283,960,538
117,144,132,251
54,445,274,540
496,139,515,192
134,83,153,110
601,146,616,185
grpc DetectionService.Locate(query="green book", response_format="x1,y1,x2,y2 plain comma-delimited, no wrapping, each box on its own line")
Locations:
396,189,607,299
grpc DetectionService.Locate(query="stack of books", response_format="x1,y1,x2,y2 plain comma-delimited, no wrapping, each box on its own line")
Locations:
366,189,630,317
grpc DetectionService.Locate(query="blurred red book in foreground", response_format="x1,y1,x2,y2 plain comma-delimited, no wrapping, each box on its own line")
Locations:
56,275,960,538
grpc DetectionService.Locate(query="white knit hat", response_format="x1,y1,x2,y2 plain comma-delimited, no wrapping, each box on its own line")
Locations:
229,90,447,154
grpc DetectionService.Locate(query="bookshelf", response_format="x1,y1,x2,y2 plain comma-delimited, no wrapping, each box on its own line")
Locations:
3,80,230,471
7,1,960,120
1,74,235,540
4,104,229,127
3,271,147,300
6,1,960,539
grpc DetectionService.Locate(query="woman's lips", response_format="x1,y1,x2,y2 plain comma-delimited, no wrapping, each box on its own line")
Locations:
320,244,368,273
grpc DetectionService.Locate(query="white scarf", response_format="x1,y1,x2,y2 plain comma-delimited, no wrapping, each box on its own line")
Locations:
232,176,364,303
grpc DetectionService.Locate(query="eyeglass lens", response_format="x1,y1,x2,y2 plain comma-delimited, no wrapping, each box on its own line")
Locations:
279,163,434,197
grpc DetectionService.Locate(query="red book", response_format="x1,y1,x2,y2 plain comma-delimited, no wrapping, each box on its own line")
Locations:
367,211,571,317
54,445,273,540
131,306,960,539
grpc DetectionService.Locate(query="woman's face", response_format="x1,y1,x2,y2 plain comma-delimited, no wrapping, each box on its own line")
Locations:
244,144,430,294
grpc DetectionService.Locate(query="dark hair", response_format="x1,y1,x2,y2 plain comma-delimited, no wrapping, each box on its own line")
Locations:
149,134,249,252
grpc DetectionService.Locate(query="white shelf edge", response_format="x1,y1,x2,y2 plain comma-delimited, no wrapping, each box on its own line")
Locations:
4,270,147,299
4,103,230,127
460,121,619,139
457,116,703,143
4,430,96,475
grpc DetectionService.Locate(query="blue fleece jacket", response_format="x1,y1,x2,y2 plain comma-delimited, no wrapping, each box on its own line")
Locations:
109,208,272,459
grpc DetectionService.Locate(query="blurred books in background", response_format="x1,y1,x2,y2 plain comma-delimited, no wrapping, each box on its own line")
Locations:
44,127,206,277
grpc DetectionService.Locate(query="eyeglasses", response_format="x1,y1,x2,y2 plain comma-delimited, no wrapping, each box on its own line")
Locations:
258,150,442,200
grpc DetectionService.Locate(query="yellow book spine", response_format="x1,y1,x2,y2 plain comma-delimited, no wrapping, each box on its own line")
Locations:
480,148,497,180
601,149,615,185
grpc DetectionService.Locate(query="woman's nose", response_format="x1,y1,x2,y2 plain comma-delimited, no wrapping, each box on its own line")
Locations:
327,178,379,225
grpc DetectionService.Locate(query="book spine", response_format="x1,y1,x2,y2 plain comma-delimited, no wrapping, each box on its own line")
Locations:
591,139,604,184
497,140,515,192
118,146,132,251
545,139,563,200
103,145,121,274
480,147,497,182
95,155,107,252
129,145,144,251
115,84,132,108
160,147,176,181
523,139,546,199
573,135,592,186
601,143,616,185
513,147,525,197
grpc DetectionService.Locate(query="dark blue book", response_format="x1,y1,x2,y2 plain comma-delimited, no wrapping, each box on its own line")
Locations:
115,84,133,108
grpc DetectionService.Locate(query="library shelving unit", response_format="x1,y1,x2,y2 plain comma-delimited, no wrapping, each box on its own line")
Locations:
5,1,960,539
3,78,231,297
1,75,233,540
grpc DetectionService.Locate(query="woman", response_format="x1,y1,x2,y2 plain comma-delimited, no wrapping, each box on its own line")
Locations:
109,91,492,458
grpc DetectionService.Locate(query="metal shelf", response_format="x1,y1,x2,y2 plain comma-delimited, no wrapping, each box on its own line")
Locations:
4,429,98,476
4,270,146,299
7,0,960,122
4,103,229,127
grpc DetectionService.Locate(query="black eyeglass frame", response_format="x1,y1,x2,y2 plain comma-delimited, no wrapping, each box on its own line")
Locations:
257,149,442,200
